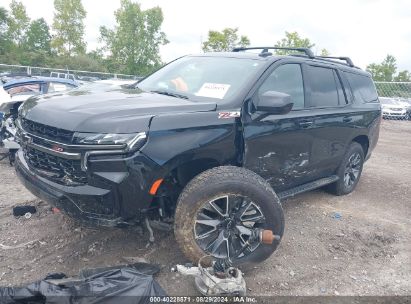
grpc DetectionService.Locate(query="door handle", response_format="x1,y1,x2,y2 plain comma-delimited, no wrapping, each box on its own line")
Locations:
298,120,314,128
343,116,352,123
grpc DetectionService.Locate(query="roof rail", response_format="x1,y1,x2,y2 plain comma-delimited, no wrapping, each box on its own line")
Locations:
232,47,355,68
232,47,315,59
316,56,354,67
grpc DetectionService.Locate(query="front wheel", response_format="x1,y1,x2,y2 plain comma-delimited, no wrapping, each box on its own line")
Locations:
174,166,284,266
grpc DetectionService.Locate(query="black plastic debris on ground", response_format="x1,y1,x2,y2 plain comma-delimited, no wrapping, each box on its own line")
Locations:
0,263,166,304
12,205,36,217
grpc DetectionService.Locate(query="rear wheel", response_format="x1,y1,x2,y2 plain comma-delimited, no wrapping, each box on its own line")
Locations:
327,142,364,196
174,166,284,266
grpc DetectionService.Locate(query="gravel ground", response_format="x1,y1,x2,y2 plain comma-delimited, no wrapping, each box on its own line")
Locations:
0,120,410,297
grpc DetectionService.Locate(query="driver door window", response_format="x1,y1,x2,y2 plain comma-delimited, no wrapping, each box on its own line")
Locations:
258,64,305,109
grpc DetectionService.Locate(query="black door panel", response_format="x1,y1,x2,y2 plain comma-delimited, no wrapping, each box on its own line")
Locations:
243,62,318,191
301,65,356,177
243,112,315,191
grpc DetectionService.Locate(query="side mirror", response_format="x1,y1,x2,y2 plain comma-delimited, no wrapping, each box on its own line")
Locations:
256,91,294,114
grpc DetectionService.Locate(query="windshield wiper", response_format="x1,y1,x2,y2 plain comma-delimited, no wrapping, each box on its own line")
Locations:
151,90,189,100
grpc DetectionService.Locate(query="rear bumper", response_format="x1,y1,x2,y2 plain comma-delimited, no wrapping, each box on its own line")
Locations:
15,149,163,226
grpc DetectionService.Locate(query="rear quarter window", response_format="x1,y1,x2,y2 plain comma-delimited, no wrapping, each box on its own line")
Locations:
344,72,378,103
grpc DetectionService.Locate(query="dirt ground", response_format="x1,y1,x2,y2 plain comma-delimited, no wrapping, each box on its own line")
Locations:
0,120,410,297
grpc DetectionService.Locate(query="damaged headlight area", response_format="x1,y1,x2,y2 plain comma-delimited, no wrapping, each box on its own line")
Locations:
73,132,147,152
75,132,147,171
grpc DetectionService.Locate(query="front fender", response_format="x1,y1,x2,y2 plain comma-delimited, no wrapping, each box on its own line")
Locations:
141,111,239,173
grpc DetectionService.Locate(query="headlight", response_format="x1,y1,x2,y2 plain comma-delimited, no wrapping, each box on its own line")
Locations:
73,132,147,151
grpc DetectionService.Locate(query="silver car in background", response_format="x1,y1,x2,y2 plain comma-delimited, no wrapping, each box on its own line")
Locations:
380,97,411,120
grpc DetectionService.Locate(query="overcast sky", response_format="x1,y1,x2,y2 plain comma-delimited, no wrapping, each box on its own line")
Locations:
1,0,411,71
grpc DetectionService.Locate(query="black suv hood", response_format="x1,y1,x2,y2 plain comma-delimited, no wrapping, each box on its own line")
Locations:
20,84,217,133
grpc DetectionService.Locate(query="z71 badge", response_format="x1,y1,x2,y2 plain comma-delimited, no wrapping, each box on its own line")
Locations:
218,111,241,119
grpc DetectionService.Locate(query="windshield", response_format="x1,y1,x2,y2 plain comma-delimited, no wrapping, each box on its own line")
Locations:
137,56,263,102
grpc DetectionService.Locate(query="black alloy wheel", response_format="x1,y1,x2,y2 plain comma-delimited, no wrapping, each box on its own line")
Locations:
343,152,362,188
174,166,284,267
194,195,266,259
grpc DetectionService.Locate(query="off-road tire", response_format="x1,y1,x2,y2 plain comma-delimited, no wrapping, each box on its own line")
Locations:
174,166,284,266
327,142,365,196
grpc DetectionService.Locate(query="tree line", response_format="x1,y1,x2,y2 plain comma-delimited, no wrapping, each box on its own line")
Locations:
201,29,410,82
0,0,167,75
0,0,410,81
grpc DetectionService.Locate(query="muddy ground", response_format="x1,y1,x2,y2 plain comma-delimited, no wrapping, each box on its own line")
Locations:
0,120,410,297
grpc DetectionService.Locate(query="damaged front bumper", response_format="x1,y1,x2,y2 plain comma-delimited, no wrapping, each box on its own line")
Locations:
15,149,163,226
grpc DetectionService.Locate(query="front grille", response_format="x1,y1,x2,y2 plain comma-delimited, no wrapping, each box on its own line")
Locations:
23,146,87,185
21,118,74,144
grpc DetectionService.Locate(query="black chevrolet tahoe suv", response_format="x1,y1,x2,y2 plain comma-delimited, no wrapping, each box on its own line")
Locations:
14,47,381,265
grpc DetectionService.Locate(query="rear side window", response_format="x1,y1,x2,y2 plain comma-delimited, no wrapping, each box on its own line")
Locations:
305,66,339,107
344,72,378,103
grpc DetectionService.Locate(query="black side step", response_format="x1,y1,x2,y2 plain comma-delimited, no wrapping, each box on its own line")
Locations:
278,175,339,200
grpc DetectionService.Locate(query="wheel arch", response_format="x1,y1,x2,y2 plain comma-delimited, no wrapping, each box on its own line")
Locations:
151,158,230,217
352,135,369,157
167,157,227,187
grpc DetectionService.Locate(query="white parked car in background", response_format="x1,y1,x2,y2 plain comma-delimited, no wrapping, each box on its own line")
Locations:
380,97,411,120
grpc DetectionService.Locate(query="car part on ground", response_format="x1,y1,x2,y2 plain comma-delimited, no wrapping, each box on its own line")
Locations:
12,205,37,217
174,257,246,296
173,227,277,296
